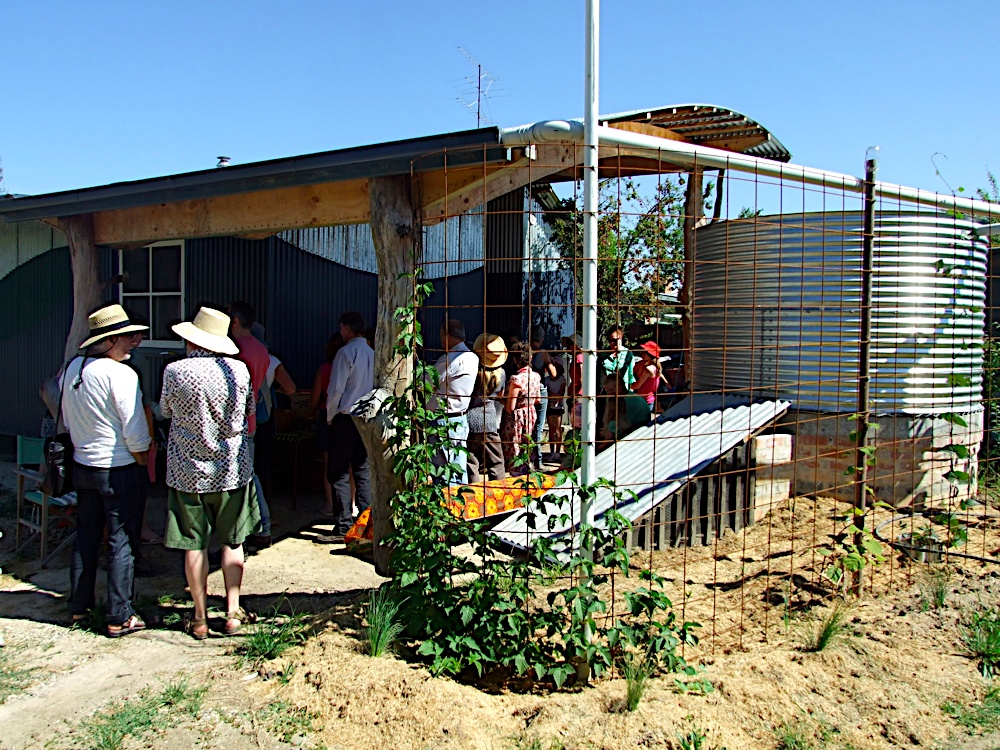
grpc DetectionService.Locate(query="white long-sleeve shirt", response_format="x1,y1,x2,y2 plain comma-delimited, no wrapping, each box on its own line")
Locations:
326,336,374,421
61,356,151,468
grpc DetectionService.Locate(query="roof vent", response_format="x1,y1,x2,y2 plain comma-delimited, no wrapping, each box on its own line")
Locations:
216,156,231,168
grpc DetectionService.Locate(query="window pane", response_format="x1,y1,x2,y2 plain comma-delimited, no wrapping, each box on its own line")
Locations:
152,245,182,292
122,296,150,329
122,249,149,293
153,295,182,341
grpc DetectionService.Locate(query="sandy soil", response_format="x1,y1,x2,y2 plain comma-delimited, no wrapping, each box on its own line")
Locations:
2,478,999,750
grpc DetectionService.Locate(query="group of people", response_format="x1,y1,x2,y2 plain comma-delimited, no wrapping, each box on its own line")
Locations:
55,300,665,639
431,320,668,484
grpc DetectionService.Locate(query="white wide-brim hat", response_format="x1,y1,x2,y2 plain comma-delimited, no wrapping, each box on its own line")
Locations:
79,304,149,349
172,307,239,355
473,332,508,369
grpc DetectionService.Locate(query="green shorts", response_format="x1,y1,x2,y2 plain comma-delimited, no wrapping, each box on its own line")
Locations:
164,481,261,551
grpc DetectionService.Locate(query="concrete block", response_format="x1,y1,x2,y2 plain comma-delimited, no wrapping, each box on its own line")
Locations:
752,434,793,465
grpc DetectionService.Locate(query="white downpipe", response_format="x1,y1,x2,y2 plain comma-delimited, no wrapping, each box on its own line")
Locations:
500,122,1000,218
581,0,599,552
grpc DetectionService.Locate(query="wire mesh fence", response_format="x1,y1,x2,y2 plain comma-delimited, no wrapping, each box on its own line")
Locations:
408,138,1000,659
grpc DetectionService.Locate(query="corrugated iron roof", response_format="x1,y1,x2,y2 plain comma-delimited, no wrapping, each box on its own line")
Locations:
602,104,792,162
489,394,791,553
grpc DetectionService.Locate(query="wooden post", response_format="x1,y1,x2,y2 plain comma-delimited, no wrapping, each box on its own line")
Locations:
354,175,418,577
680,167,704,389
59,214,102,361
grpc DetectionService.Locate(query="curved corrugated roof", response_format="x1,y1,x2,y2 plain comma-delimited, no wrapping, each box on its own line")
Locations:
602,103,791,162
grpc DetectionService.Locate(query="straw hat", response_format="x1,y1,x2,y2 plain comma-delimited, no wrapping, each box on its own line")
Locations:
79,304,149,348
473,333,508,369
172,307,239,355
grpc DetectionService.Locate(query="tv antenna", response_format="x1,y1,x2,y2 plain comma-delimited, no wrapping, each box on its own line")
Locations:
454,48,501,127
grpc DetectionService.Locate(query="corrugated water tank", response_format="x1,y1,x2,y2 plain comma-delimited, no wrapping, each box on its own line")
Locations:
692,211,989,414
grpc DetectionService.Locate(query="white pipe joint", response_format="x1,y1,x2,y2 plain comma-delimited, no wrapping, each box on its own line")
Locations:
500,120,585,147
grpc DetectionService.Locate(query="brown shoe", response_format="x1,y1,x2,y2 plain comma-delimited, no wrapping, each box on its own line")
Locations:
313,533,346,544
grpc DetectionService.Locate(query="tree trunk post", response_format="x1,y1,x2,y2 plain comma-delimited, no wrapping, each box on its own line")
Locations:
60,214,102,362
355,175,418,577
680,167,704,390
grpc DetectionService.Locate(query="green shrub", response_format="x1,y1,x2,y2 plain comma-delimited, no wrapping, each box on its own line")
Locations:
961,610,1000,678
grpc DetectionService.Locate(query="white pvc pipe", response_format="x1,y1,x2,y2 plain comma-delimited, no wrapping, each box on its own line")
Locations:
500,121,1000,218
581,1,599,544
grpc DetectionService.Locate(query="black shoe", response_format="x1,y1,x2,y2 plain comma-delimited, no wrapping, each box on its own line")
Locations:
313,533,346,544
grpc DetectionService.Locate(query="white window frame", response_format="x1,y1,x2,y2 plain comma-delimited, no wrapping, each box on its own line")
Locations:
118,239,186,348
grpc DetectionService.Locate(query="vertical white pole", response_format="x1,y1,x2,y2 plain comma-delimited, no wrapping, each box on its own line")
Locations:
581,0,599,534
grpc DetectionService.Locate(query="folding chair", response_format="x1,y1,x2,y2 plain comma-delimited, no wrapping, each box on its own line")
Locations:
14,435,77,566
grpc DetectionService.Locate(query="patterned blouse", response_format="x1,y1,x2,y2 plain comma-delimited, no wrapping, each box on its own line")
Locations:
159,349,254,494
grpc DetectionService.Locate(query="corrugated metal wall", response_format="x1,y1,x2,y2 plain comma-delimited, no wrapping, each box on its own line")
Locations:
266,235,378,387
482,189,526,338
184,236,269,321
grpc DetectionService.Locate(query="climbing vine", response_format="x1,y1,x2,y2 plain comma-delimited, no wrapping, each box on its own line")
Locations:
383,274,701,687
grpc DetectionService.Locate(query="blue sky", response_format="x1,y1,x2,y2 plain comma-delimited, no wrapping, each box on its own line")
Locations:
2,1,997,201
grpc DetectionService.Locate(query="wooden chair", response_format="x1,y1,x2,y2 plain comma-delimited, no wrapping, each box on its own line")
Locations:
14,435,78,567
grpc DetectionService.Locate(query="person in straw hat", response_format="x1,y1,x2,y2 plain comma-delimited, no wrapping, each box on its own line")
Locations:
61,303,151,637
159,306,260,640
467,333,508,483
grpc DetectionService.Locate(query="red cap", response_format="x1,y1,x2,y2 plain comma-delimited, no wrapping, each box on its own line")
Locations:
640,341,661,358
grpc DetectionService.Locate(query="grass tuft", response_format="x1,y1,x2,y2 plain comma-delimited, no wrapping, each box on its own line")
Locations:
961,609,1000,678
918,566,952,611
256,700,320,743
622,654,651,712
774,720,814,750
799,602,849,653
80,677,206,750
234,598,310,669
0,647,33,704
943,686,1000,733
363,586,404,658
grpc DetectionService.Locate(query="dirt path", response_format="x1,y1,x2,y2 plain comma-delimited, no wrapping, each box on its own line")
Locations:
0,487,385,750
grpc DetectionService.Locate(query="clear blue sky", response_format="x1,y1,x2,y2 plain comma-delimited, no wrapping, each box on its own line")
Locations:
3,1,996,200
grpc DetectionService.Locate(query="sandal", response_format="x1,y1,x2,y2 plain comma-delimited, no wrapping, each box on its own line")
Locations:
107,614,146,639
186,616,209,641
224,607,256,636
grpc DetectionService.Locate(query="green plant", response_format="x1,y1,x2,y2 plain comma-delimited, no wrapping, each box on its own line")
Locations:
234,598,309,669
363,586,404,657
918,566,952,610
799,603,849,653
256,700,320,744
674,722,726,750
0,647,32,704
961,609,1000,678
80,678,206,750
774,720,814,750
943,685,1000,733
621,654,651,711
279,661,297,685
384,277,701,689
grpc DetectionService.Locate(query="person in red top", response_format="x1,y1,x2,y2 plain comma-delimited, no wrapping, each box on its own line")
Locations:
310,333,345,516
228,301,272,540
631,340,663,410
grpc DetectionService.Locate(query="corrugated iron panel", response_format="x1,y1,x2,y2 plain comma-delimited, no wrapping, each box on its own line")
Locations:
265,236,378,387
418,268,486,360
694,212,989,414
184,236,269,321
490,394,790,552
0,220,64,281
279,209,485,280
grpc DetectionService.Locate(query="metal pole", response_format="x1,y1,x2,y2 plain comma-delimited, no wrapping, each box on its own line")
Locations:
852,157,877,596
578,0,599,684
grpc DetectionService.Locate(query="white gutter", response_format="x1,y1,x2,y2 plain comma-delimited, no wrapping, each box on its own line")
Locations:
501,121,1000,218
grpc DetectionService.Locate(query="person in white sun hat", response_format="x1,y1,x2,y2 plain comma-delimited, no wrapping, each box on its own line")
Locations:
159,306,259,640
62,303,151,638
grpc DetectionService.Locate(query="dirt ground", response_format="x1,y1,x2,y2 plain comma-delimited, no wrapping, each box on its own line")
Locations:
2,470,1000,750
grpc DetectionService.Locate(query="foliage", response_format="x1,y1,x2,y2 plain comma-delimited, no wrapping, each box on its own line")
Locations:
774,720,815,750
363,586,404,657
385,276,701,688
942,686,1000,733
543,177,708,337
79,677,206,750
621,653,651,711
673,722,727,750
818,504,886,590
799,602,850,653
960,609,1000,678
234,598,310,669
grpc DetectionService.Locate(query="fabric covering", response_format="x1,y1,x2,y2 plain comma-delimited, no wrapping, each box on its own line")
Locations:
344,474,558,550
